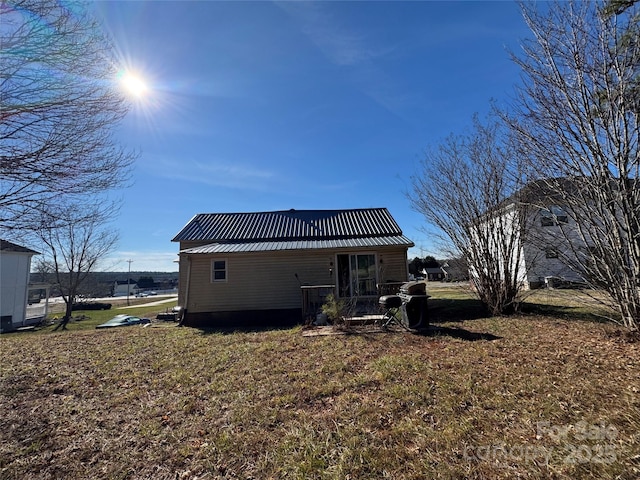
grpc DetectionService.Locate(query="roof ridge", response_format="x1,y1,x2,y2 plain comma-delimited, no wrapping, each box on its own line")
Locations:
172,208,401,243
195,207,389,216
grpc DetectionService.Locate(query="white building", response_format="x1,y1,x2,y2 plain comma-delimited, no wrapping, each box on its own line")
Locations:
0,240,45,332
113,280,139,297
477,180,589,290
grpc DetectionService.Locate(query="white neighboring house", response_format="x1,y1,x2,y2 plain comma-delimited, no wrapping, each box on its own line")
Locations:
479,181,588,290
1,239,48,332
113,280,139,297
521,204,588,288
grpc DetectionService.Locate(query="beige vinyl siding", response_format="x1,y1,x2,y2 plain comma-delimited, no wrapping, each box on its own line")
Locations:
377,249,409,284
186,250,332,312
181,247,409,314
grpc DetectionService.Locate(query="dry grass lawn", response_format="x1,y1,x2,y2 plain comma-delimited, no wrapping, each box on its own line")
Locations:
1,286,639,479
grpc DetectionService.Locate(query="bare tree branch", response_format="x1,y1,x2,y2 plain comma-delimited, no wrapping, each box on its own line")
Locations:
410,115,533,315
507,0,640,329
33,200,119,320
0,0,135,229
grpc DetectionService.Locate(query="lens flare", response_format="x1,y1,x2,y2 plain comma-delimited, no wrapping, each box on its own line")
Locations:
120,71,148,98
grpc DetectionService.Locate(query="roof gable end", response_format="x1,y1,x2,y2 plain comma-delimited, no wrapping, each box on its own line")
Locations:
0,239,40,255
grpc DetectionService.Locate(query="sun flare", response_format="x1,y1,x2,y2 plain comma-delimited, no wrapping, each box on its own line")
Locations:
114,62,168,127
120,71,148,98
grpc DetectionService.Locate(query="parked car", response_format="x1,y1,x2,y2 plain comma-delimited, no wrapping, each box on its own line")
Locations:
96,315,151,329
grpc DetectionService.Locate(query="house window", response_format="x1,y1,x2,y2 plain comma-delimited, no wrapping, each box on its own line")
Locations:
211,259,227,282
540,206,568,226
336,253,377,297
545,247,559,259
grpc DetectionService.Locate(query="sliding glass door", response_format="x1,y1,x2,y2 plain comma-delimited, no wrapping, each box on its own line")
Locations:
336,253,377,298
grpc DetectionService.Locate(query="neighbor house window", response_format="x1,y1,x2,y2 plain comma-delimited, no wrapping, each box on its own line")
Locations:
211,259,227,282
540,206,568,226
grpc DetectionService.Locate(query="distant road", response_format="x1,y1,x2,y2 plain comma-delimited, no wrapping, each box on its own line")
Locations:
120,296,178,309
48,294,178,305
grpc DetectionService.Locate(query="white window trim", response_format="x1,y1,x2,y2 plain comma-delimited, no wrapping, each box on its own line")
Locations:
338,252,379,298
211,258,228,283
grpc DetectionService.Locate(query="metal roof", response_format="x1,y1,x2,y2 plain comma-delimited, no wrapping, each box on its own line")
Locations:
181,235,414,254
172,208,406,242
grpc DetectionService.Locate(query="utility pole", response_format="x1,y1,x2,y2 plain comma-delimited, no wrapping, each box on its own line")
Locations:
126,259,133,306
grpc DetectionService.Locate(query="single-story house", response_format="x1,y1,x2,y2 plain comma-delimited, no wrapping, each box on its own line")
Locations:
1,239,41,332
172,208,414,327
440,258,469,282
113,280,139,297
423,267,446,281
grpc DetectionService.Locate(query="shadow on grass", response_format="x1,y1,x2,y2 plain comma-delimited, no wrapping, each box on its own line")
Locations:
520,302,614,323
427,298,488,323
192,324,299,335
429,296,616,325
414,325,502,342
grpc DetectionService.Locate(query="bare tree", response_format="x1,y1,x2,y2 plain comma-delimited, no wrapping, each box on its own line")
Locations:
410,116,532,315
34,201,119,323
507,1,640,329
0,0,134,230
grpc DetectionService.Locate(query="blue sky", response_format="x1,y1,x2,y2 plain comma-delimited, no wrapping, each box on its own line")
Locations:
92,0,531,272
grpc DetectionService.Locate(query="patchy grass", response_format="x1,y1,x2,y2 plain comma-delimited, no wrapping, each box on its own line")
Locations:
427,283,487,322
521,289,617,323
1,287,639,479
426,282,619,324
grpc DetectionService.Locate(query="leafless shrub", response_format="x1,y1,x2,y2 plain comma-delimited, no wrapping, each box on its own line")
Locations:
410,115,533,315
506,1,640,329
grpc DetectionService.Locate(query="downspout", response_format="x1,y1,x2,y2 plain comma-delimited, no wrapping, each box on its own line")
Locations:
405,247,411,281
179,254,192,326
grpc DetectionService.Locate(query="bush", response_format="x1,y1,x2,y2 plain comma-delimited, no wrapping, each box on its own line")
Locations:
72,302,111,311
321,293,357,329
321,293,344,323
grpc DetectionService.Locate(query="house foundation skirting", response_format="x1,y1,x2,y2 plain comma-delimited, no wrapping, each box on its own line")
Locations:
183,308,302,329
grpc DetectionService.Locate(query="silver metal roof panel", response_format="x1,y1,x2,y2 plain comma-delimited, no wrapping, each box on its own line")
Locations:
181,235,415,254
